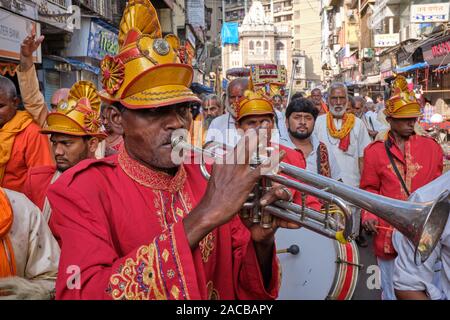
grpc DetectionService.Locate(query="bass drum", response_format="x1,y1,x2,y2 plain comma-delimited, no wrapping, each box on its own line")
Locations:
276,228,360,300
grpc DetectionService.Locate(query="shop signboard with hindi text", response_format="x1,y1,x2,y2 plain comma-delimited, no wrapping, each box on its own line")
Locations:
411,3,449,23
374,33,400,48
0,8,41,63
87,21,119,60
422,34,450,66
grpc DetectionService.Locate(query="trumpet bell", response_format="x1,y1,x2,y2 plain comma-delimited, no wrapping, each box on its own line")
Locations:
413,190,449,263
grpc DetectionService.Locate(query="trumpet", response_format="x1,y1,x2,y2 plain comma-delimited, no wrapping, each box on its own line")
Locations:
172,136,450,263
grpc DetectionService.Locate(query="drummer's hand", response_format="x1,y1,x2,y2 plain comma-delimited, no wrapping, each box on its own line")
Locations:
242,184,301,244
362,219,378,234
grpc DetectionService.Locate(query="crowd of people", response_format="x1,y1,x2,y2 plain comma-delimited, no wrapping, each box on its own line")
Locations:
0,0,448,300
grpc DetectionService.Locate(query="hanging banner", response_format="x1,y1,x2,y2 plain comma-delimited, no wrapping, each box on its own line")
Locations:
221,22,239,46
187,0,205,30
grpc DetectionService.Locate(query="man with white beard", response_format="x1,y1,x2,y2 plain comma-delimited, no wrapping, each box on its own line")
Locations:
313,83,371,188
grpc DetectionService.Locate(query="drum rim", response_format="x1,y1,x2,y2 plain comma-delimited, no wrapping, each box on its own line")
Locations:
327,240,360,300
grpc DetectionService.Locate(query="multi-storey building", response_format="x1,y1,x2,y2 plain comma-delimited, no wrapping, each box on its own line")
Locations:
222,1,293,87
292,0,322,90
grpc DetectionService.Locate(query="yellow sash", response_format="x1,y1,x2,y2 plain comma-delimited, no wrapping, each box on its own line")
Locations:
326,112,355,139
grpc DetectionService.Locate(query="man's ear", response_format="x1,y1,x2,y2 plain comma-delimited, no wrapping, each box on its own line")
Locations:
88,137,100,154
108,105,124,135
13,96,21,108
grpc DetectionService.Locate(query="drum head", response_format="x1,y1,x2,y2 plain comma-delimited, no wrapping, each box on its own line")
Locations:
276,228,338,300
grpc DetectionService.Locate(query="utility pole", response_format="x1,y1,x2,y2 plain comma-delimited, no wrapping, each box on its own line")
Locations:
358,0,363,82
221,0,226,81
222,0,226,22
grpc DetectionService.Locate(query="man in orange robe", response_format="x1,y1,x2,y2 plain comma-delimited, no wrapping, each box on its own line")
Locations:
0,76,53,193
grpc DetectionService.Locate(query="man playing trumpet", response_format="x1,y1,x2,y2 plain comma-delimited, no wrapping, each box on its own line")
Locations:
47,0,300,300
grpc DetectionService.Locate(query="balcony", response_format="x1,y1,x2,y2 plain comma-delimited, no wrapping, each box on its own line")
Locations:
224,0,245,10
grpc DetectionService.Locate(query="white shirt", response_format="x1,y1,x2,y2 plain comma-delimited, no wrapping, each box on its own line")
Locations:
279,134,342,181
2,189,60,298
393,172,450,300
205,111,290,147
364,110,388,133
313,114,372,187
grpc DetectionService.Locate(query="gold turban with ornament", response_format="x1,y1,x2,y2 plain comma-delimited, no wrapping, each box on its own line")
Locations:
384,75,422,118
235,90,275,121
41,81,106,139
99,0,200,109
249,65,287,101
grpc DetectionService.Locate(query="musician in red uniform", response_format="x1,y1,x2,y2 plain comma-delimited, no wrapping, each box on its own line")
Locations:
47,0,299,300
360,75,444,300
23,81,106,224
233,90,321,211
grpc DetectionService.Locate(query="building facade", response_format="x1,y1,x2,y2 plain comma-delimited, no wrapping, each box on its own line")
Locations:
292,0,322,91
222,1,292,88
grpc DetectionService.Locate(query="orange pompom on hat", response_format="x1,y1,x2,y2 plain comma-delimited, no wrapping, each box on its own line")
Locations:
98,0,200,110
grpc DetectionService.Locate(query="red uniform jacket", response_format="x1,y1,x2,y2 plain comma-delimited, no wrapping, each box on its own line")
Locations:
277,144,321,211
360,134,443,260
23,165,57,210
47,149,282,300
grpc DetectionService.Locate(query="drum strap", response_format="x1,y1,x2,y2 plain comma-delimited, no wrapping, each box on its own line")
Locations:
384,140,410,196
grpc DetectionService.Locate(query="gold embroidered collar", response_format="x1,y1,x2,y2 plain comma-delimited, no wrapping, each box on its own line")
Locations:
118,147,186,193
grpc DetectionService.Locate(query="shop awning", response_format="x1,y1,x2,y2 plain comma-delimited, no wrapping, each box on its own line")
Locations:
43,56,100,75
432,63,450,73
395,62,429,73
65,58,100,75
190,82,213,95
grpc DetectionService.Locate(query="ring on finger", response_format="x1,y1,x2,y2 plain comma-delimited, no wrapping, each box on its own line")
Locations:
280,187,293,202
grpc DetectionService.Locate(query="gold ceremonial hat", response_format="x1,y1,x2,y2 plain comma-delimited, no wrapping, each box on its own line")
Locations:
235,90,275,121
249,65,287,100
99,0,200,109
384,75,422,118
41,81,107,139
